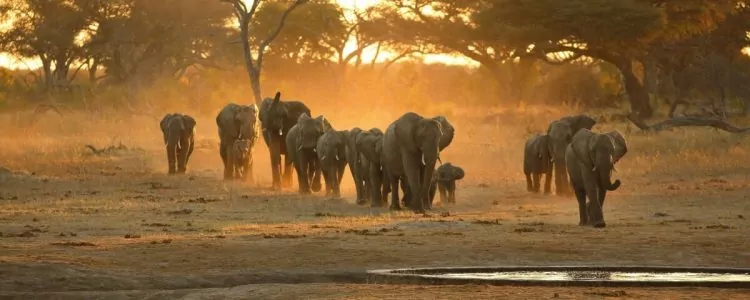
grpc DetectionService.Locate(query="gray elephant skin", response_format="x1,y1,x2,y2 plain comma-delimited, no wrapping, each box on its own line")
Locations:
400,115,455,208
383,112,443,213
228,139,253,181
546,114,596,195
259,92,311,190
345,127,369,204
356,128,391,207
316,128,349,198
428,162,464,206
160,113,196,174
216,103,259,181
286,113,331,194
565,129,628,228
523,133,552,193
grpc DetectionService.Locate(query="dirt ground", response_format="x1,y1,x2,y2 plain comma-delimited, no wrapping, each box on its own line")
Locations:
1,108,750,299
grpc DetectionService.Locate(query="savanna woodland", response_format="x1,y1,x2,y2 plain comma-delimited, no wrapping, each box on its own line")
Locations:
1,0,750,298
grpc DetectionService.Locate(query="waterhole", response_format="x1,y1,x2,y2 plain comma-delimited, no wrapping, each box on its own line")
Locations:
367,266,750,288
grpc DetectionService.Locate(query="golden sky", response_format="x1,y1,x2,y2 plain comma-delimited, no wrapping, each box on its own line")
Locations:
0,0,473,70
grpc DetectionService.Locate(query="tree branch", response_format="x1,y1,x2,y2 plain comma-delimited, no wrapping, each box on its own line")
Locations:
627,115,750,133
256,0,308,71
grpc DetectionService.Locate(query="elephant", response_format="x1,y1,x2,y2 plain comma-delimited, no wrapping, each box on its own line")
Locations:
356,128,391,207
428,162,464,206
316,128,349,198
216,103,259,181
383,112,442,213
400,115,454,208
565,128,628,228
285,113,331,194
227,139,254,181
523,133,552,193
160,113,196,174
546,114,597,195
258,92,311,190
344,127,369,205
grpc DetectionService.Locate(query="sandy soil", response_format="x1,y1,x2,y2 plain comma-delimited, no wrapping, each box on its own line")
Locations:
1,110,750,299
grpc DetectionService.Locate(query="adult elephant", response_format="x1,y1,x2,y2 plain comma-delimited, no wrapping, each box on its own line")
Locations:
547,114,596,196
216,103,259,181
316,128,349,198
286,113,331,194
383,112,442,213
259,92,311,190
565,129,628,228
356,128,390,207
160,113,196,174
401,115,454,208
345,127,368,205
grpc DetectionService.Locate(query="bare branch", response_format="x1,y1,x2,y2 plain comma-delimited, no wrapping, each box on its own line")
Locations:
257,0,307,71
628,115,750,133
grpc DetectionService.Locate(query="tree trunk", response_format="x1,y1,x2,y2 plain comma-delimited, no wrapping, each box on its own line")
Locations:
618,60,653,118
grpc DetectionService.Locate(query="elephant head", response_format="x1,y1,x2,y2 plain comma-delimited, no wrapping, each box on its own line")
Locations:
431,116,454,152
296,113,328,151
570,129,621,191
395,114,442,167
603,130,628,164
547,120,573,163
234,104,259,140
259,92,287,135
437,162,464,182
560,114,597,133
356,128,384,163
160,113,196,147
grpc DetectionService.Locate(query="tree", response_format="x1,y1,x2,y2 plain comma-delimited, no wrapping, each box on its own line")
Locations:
221,0,308,104
0,0,90,90
474,0,740,118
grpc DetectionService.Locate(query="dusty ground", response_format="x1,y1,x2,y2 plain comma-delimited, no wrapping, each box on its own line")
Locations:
1,108,750,299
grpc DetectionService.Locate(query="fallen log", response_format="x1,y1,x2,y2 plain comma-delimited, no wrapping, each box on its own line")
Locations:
627,115,750,133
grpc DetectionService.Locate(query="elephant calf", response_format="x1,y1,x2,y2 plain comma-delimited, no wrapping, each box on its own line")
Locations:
428,163,464,206
523,133,552,194
159,113,196,174
317,129,348,198
228,139,253,181
565,129,627,228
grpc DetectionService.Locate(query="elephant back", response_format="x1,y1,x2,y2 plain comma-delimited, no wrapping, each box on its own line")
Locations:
282,101,312,136
559,114,597,135
568,128,597,168
382,122,403,176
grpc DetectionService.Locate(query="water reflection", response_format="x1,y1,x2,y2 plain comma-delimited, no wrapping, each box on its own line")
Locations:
422,271,750,282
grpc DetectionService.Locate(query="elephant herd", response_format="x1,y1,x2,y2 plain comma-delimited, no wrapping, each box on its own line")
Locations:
523,114,628,228
159,92,464,213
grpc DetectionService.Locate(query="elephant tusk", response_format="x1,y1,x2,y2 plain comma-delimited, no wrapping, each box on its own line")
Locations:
321,155,327,160
538,154,542,158
421,154,426,165
313,148,317,153
278,129,283,136
592,166,597,172
335,154,339,160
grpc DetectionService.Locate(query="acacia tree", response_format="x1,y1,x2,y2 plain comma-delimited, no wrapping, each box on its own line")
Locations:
474,0,740,118
0,0,90,91
221,0,307,104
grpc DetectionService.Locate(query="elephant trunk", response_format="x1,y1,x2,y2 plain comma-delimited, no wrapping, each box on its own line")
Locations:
595,156,621,191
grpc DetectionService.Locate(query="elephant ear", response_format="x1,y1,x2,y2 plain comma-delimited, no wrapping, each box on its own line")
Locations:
160,114,173,145
569,114,597,132
272,92,281,106
393,114,421,153
604,131,627,163
432,116,454,151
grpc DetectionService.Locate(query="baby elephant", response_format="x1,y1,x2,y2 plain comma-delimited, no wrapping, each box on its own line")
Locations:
523,133,552,193
428,163,465,205
227,139,253,181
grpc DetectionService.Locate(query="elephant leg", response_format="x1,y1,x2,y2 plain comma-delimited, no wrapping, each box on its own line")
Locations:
554,162,570,196
532,173,541,193
428,180,437,207
350,159,365,204
332,165,341,198
525,173,533,192
336,159,347,187
574,185,588,226
584,177,605,228
177,136,194,174
244,150,254,183
401,152,425,213
400,179,410,207
369,162,384,207
448,181,456,203
166,143,177,175
438,182,447,204
543,171,553,195
219,139,231,180
282,153,294,189
311,157,322,193
321,165,332,196
389,177,402,210
268,139,282,190
381,168,390,206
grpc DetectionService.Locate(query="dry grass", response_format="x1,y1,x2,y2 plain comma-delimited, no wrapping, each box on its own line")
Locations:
1,105,750,298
